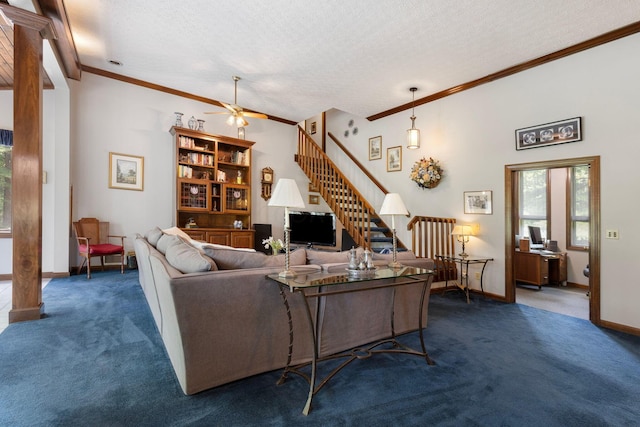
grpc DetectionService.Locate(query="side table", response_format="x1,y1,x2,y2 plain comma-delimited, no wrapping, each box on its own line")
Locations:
437,255,493,303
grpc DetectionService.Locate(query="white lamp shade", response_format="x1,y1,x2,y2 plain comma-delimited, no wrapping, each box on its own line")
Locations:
407,128,420,149
268,178,305,209
451,225,474,236
379,193,409,216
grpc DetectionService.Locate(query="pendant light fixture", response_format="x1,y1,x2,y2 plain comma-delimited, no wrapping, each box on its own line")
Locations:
406,87,420,149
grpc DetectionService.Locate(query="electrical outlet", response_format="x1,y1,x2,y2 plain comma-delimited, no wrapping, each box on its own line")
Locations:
474,272,481,280
606,229,619,239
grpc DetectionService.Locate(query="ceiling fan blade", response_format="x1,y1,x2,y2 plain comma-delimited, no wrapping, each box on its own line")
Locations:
203,111,229,115
242,112,268,119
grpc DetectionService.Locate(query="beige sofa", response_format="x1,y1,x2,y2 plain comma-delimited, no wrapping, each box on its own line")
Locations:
134,227,435,395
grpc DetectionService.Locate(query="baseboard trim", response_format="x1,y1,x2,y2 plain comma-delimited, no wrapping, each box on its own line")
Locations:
598,319,640,337
9,303,45,323
566,281,589,290
0,271,71,281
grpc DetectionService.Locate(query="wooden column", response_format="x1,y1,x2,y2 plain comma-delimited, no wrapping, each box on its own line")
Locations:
1,5,56,323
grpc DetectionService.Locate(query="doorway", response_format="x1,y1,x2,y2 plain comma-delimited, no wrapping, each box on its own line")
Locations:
505,156,600,325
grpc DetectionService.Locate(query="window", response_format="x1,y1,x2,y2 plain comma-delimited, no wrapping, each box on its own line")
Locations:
518,169,549,239
0,129,12,234
0,145,10,234
568,165,589,249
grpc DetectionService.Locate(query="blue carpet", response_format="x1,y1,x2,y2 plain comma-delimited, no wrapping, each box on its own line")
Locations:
1,270,639,426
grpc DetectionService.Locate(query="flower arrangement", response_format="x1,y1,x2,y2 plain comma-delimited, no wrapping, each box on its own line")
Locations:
262,236,284,255
410,157,443,189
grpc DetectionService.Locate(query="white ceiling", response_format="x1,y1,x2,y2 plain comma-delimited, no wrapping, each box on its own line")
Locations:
19,1,640,123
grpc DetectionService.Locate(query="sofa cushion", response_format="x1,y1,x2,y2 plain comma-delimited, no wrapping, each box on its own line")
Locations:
190,240,255,253
165,240,218,273
162,226,193,242
203,247,306,270
306,247,363,265
156,234,184,255
145,226,163,247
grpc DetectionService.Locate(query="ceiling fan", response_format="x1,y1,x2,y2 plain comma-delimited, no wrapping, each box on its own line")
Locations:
205,76,267,127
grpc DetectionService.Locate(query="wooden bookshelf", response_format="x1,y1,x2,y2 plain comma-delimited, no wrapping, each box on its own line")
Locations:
170,126,255,248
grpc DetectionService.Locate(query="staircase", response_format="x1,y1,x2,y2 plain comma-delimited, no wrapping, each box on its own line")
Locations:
295,126,406,252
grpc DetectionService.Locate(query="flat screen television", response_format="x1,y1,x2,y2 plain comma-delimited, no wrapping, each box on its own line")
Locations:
528,225,544,244
289,211,336,247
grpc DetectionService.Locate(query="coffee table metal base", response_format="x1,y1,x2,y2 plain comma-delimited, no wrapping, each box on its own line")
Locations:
270,269,434,415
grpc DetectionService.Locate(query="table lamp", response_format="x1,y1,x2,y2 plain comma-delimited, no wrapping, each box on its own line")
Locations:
451,225,474,258
379,193,409,268
268,178,305,277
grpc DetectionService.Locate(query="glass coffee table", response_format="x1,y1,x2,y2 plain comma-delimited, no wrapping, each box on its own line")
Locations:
267,266,435,415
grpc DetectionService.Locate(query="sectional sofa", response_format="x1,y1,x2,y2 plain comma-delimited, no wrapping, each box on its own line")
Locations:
134,227,435,395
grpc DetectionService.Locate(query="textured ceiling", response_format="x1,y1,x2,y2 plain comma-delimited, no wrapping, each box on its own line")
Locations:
17,0,640,122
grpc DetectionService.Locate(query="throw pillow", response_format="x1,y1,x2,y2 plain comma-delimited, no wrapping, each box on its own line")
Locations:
203,247,306,270
306,247,363,265
156,234,183,255
162,226,193,242
165,240,218,274
190,240,256,253
145,226,163,247
260,248,307,267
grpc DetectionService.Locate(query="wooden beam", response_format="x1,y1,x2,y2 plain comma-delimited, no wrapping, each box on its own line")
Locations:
34,0,81,80
7,7,52,323
368,20,640,121
82,65,299,126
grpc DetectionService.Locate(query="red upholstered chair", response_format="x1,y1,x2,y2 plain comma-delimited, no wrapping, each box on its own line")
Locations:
73,217,125,279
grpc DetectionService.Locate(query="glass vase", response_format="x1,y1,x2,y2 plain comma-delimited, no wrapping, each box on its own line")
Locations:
188,116,197,130
174,112,183,127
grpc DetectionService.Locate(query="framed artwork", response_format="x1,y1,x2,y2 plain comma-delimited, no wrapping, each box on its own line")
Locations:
369,136,382,160
464,190,493,215
387,146,402,172
308,195,320,205
109,152,144,191
308,182,319,192
310,121,317,134
515,117,582,150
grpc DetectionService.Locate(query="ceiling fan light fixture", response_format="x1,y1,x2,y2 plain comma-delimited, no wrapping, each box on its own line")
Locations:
237,116,249,127
226,114,236,126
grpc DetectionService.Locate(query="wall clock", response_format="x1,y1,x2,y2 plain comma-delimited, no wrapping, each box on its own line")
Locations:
261,167,274,200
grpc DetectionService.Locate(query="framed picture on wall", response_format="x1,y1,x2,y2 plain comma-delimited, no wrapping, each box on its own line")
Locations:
464,190,492,214
387,146,402,172
109,152,144,191
369,136,382,160
515,117,582,150
310,121,317,134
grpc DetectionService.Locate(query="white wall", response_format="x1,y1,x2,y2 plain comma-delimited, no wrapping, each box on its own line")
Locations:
69,72,306,257
549,168,588,286
323,33,640,329
0,40,70,276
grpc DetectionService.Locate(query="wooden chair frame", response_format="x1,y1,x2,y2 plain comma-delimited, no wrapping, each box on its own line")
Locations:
73,217,125,279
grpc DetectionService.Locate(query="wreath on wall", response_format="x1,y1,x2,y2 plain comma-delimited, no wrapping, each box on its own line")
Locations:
410,157,443,189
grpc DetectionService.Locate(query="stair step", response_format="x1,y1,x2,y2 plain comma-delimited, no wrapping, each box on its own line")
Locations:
367,226,389,233
367,236,394,243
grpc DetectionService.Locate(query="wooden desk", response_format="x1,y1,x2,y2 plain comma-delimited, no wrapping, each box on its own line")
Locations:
514,250,567,289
